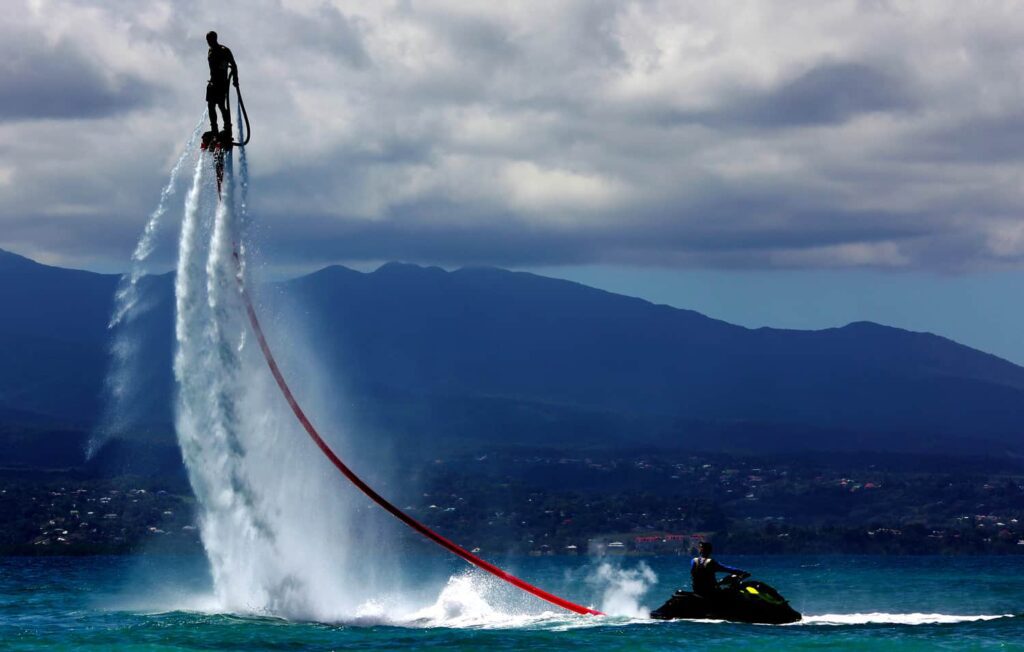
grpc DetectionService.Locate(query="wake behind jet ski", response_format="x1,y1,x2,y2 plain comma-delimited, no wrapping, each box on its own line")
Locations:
651,541,801,624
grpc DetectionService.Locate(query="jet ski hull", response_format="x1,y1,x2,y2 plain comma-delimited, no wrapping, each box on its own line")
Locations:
651,579,801,624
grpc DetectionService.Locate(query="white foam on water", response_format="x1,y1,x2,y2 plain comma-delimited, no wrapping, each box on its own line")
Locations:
797,612,1013,626
405,574,508,627
346,571,625,631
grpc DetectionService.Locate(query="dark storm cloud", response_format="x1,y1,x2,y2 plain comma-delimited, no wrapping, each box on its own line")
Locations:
674,61,915,129
250,200,931,271
726,61,915,128
0,36,155,120
907,112,1024,164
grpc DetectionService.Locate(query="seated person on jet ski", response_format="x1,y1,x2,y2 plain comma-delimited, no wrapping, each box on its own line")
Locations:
691,541,748,598
205,31,238,136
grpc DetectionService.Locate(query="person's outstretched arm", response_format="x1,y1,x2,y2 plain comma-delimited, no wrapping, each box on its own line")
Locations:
710,560,748,576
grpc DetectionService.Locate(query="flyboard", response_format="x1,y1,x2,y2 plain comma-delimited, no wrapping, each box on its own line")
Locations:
202,80,602,617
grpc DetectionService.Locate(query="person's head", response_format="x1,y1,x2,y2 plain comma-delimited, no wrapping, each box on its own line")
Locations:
206,31,218,47
698,540,713,557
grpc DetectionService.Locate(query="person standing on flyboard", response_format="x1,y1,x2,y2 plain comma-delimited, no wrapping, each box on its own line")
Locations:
205,31,238,138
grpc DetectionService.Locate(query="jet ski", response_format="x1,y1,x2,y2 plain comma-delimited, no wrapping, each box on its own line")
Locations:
650,573,801,624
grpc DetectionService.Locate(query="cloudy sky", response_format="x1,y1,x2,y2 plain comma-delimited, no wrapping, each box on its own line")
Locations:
4,1,1024,358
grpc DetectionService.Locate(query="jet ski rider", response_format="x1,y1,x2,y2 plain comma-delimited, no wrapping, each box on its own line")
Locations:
205,31,238,136
691,541,749,598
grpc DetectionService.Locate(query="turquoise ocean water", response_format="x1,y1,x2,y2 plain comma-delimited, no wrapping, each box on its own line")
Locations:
1,554,1021,650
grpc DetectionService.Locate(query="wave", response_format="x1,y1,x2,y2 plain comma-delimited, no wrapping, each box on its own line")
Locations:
131,563,1013,631
388,606,1015,630
797,612,1013,626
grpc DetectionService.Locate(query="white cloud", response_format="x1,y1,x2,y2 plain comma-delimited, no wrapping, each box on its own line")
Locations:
3,0,1024,271
501,161,626,217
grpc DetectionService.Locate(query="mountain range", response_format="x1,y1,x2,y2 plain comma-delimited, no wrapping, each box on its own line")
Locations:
2,245,1023,473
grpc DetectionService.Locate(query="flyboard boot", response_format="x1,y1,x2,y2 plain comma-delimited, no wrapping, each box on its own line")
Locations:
200,122,234,197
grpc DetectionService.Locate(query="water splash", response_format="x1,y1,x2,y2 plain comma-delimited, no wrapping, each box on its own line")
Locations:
406,574,503,626
110,118,206,329
348,571,602,630
164,141,603,625
173,152,274,614
586,562,657,618
169,148,406,622
89,118,205,458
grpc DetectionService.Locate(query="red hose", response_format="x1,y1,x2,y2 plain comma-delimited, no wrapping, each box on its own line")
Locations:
233,253,602,616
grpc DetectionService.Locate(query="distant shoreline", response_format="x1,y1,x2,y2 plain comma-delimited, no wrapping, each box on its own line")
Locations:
3,450,1021,559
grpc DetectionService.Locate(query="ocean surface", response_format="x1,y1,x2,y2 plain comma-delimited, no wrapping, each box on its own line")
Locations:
1,554,1020,650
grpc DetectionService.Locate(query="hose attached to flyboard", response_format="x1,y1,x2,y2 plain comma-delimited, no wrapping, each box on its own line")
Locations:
231,252,602,616
229,71,250,147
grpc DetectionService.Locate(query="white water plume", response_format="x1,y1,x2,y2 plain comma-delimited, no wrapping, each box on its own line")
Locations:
89,118,205,458
586,562,657,618
111,118,206,330
164,139,605,626
170,149,405,622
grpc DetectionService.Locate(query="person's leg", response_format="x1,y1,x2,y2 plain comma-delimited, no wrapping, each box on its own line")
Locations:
220,92,232,133
206,83,219,132
208,101,219,132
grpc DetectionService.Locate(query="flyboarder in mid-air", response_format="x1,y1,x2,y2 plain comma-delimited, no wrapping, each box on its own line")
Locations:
206,31,238,139
201,30,246,196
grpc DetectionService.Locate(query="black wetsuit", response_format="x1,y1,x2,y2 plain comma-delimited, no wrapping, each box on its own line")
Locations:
690,556,745,598
207,44,237,133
